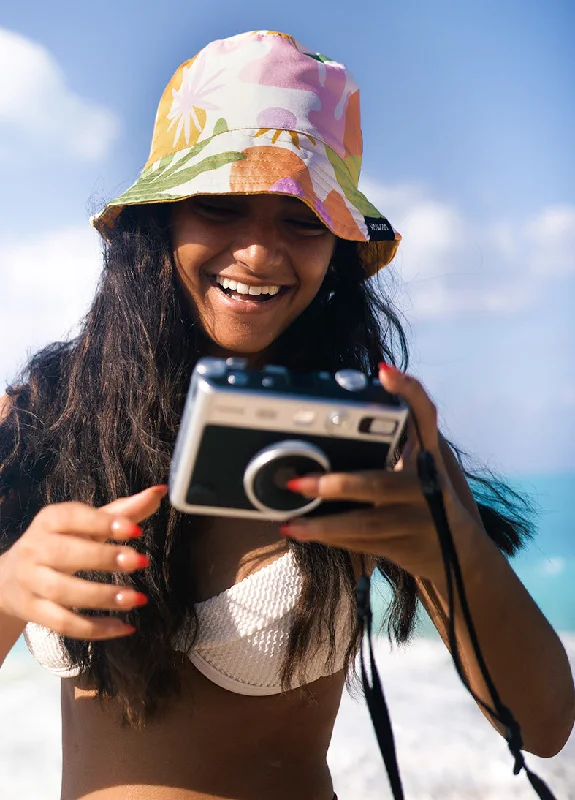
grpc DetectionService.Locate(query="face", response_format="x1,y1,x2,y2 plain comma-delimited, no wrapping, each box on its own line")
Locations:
170,195,336,362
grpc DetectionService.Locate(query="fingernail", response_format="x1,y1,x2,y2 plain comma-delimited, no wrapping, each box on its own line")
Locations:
116,591,148,607
121,624,136,635
280,523,306,538
152,485,169,496
132,592,148,607
106,621,135,635
116,552,150,569
378,362,399,374
286,476,320,495
111,519,142,538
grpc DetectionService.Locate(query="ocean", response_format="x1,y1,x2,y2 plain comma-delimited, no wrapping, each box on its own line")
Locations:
1,471,574,799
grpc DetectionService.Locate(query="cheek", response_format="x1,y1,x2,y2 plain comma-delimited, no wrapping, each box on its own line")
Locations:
298,240,334,293
172,243,206,289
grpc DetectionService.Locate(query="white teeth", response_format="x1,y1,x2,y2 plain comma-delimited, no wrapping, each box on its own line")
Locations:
215,276,282,296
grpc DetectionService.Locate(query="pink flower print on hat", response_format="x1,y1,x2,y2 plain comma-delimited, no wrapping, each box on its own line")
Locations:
166,51,224,148
255,108,318,149
92,30,401,273
308,61,356,159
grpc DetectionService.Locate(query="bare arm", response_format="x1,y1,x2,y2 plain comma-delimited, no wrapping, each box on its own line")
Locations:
0,607,26,668
0,394,25,665
284,366,575,760
0,394,169,669
418,437,575,757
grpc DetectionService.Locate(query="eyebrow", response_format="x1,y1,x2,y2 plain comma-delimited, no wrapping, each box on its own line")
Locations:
279,196,318,213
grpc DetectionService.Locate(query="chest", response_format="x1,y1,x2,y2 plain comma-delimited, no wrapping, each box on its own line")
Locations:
185,514,288,603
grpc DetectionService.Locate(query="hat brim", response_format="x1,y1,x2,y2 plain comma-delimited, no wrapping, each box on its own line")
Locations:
91,128,400,276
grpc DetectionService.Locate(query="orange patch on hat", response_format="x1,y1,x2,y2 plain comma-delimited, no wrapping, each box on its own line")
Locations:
229,145,316,199
343,91,362,158
323,189,364,240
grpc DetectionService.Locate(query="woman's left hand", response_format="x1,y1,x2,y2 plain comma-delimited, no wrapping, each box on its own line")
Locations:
282,364,482,586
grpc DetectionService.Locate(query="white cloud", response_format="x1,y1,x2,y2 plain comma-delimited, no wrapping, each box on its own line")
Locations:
527,206,575,276
0,27,119,160
540,557,566,576
0,225,102,386
361,177,575,320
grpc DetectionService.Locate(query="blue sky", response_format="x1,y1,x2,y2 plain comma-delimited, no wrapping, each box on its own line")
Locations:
1,0,574,474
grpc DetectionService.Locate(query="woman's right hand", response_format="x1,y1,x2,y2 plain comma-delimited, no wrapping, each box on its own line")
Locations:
0,485,167,640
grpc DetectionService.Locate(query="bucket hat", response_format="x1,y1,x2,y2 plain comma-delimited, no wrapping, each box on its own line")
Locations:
91,30,401,276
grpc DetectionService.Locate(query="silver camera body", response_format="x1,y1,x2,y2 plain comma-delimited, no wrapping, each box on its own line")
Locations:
169,358,409,521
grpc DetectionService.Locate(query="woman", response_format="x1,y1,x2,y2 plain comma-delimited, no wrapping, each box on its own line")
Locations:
0,30,573,800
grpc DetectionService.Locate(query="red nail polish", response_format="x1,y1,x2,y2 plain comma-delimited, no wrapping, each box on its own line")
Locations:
378,362,398,373
280,524,292,536
134,554,150,569
126,524,143,538
133,592,148,607
286,478,304,491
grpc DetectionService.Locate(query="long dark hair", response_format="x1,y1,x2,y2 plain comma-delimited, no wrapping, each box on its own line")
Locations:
0,205,533,725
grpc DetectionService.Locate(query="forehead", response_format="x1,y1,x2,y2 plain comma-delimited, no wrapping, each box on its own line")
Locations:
197,194,317,211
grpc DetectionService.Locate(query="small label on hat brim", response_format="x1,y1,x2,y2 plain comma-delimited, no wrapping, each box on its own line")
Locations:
364,216,395,242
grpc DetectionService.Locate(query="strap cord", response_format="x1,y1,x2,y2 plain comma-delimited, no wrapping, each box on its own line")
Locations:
355,414,556,799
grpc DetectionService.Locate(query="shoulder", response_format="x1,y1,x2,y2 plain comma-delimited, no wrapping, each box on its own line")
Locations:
0,393,13,423
0,387,28,424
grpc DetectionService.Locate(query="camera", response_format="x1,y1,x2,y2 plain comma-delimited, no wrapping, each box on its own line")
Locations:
169,358,409,521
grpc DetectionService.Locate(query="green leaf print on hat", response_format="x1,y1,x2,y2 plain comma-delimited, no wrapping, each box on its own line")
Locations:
92,31,401,272
305,52,334,64
213,117,229,135
115,150,247,205
324,146,381,219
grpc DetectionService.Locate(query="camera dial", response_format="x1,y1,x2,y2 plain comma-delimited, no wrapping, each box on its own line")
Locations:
243,440,330,519
334,369,367,391
196,358,227,378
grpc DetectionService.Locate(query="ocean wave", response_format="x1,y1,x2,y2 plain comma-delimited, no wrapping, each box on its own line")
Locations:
1,638,574,799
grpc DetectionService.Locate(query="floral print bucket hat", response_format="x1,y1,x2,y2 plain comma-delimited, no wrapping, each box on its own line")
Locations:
91,30,401,276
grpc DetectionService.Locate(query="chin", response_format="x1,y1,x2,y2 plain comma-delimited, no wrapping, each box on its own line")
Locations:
206,336,277,362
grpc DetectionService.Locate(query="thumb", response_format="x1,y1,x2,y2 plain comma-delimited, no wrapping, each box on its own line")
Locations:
101,485,168,523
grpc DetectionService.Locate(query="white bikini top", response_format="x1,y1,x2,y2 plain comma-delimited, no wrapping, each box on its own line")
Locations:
23,550,352,695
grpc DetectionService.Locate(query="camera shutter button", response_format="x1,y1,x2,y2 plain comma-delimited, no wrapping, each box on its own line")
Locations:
335,369,367,391
197,358,226,378
326,410,350,432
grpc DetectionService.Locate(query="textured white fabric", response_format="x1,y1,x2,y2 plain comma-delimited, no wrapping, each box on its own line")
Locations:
23,623,81,678
23,550,352,694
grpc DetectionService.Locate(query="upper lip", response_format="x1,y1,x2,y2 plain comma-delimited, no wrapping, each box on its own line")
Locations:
210,274,291,287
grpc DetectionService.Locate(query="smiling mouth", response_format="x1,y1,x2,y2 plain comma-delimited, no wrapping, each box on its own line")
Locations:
210,275,287,302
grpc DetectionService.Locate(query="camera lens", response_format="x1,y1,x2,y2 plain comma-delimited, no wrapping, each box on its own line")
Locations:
244,440,330,518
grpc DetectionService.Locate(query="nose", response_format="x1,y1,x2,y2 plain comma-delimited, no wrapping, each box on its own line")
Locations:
231,213,284,275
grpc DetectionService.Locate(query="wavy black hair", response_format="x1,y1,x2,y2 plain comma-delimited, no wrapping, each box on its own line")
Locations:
0,204,533,726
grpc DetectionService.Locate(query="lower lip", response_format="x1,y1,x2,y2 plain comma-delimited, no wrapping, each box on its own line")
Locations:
206,277,289,313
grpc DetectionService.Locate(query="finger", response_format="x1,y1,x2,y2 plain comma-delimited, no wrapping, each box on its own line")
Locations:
32,567,148,611
378,364,439,452
28,597,136,640
393,422,420,471
281,505,432,548
102,484,168,523
286,470,420,504
35,503,145,541
34,534,150,575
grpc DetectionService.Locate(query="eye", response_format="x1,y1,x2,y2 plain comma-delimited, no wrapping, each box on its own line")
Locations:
287,217,330,235
194,199,238,219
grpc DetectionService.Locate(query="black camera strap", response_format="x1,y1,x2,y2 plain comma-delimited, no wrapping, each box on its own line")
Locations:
355,443,557,799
